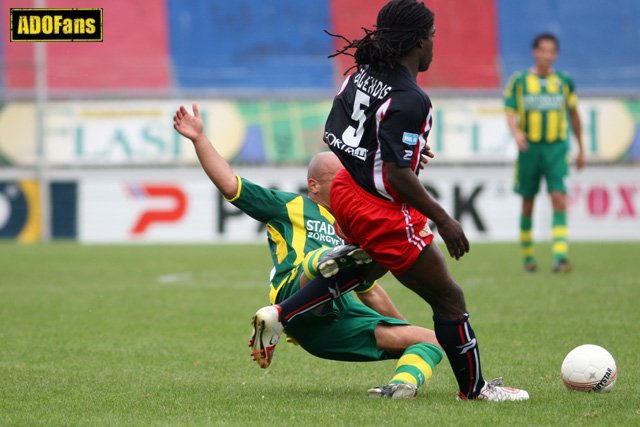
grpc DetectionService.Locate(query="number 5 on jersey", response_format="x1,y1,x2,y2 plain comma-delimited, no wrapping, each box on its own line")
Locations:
342,90,371,148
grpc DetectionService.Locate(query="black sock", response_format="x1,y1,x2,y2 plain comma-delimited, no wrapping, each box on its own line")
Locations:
277,265,365,326
434,313,486,398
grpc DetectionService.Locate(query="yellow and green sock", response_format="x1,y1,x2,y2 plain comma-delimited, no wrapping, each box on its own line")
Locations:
552,211,568,262
301,247,331,281
389,343,443,389
520,215,535,266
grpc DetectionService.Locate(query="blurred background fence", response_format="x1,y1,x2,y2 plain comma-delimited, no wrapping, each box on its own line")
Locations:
1,0,639,243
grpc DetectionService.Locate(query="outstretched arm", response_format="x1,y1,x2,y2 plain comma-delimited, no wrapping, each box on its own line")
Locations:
357,283,407,321
173,103,238,199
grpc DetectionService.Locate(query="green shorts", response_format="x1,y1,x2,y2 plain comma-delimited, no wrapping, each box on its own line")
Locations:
274,270,408,362
514,140,569,197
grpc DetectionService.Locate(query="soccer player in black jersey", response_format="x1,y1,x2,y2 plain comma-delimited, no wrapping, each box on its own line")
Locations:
256,0,529,401
325,0,528,401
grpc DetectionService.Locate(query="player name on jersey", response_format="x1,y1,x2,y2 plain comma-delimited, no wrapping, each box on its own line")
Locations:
353,68,393,100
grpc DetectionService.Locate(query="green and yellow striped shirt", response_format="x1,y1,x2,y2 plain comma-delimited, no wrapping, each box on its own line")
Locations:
504,70,577,144
227,176,374,302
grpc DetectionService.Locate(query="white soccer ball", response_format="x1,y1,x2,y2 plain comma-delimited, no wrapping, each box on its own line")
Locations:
561,344,617,392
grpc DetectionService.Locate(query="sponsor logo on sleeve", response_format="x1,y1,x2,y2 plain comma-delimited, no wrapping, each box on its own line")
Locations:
402,132,419,146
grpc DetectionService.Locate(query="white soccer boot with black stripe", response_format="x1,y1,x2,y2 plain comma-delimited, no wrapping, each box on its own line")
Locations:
458,377,529,402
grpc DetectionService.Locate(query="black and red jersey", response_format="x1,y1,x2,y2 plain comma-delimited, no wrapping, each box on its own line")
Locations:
324,65,433,202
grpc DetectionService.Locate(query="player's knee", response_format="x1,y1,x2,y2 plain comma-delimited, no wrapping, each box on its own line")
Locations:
375,325,440,355
550,192,566,211
408,326,439,348
448,281,465,304
432,281,466,316
374,325,414,354
522,198,535,216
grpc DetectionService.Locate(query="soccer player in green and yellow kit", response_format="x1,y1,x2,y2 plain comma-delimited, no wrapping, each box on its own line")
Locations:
504,32,585,273
173,103,444,399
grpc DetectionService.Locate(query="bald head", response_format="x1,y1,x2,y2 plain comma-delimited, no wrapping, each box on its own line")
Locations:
307,152,344,209
307,152,343,181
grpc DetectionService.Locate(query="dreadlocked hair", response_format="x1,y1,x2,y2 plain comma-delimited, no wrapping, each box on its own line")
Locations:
326,0,434,74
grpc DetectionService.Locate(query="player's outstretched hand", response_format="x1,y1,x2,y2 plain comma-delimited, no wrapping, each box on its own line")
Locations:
173,103,204,141
437,217,470,260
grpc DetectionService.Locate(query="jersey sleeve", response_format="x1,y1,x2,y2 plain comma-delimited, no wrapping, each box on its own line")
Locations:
376,91,428,168
226,176,294,223
504,72,520,111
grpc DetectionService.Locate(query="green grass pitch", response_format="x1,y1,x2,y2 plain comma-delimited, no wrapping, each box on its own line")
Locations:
1,242,638,426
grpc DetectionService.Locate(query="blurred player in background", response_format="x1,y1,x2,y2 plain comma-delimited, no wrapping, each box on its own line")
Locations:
504,33,585,273
320,0,528,401
173,103,444,399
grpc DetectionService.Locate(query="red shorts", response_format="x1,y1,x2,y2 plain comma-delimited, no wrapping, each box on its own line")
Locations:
330,169,434,276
